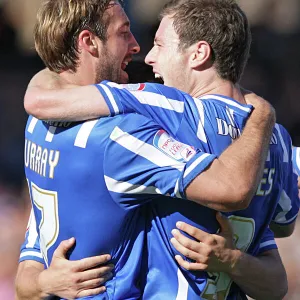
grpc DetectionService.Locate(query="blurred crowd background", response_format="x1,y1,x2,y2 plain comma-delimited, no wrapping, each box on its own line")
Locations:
0,0,299,299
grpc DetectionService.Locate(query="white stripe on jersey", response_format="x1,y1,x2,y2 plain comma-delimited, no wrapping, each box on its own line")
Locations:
275,124,289,163
200,95,252,113
174,179,182,199
176,269,189,300
45,126,57,142
28,117,39,134
104,176,162,195
266,150,271,162
20,251,43,259
273,189,292,223
226,107,235,127
194,99,207,143
74,120,98,148
184,153,211,179
259,240,276,249
26,208,39,248
110,126,185,171
99,84,120,114
130,91,185,113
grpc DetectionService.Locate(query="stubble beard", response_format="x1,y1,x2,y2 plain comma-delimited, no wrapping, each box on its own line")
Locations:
95,47,122,84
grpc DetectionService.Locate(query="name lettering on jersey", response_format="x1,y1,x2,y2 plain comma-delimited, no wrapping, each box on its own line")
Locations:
256,168,276,196
153,130,196,162
24,139,60,179
216,118,241,139
45,121,72,128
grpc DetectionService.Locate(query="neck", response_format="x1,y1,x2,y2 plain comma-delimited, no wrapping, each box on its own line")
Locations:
188,71,245,104
59,67,95,86
59,53,98,85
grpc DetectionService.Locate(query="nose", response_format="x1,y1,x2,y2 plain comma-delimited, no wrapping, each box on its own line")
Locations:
145,47,155,66
129,33,140,54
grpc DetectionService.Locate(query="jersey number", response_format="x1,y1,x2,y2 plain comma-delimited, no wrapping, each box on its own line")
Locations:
28,181,59,267
201,216,255,299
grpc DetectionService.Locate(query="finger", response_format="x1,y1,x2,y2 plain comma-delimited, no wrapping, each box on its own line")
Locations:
171,229,206,253
216,212,232,234
79,272,113,289
171,237,207,263
76,255,112,272
176,222,207,241
76,286,107,298
175,255,208,272
79,264,114,282
53,237,76,258
176,222,211,243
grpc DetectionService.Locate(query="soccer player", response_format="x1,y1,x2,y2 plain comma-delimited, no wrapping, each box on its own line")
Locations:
15,1,278,300
22,1,299,299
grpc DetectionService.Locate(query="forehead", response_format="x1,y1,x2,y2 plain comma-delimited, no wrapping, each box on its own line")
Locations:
105,3,130,28
156,16,179,43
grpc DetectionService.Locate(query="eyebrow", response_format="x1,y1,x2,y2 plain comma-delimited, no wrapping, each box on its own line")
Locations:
118,21,130,29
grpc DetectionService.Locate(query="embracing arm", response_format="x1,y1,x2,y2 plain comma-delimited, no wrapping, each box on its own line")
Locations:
171,215,287,300
24,69,107,121
185,97,275,211
229,249,287,300
15,238,113,300
15,260,47,300
270,220,297,238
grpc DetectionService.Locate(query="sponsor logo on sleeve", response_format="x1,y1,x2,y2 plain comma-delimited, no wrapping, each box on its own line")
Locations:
153,130,196,162
123,83,146,91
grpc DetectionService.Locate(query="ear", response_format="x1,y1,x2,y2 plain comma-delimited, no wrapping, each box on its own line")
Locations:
78,30,98,56
189,41,212,69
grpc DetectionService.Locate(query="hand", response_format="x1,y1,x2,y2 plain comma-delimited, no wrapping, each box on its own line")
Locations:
38,237,114,299
170,213,240,273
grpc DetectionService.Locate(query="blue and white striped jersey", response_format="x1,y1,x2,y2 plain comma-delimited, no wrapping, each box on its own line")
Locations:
292,146,300,176
93,81,299,300
20,113,216,300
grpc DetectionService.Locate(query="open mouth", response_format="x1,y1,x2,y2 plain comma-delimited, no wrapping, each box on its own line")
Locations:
121,61,129,71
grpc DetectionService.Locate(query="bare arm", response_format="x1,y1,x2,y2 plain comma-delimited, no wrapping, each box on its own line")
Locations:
24,69,108,121
270,220,296,238
229,250,287,300
24,70,275,211
15,238,113,300
185,96,275,211
171,215,287,300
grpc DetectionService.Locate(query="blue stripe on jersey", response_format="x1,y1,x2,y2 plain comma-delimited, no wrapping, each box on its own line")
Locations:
292,147,300,175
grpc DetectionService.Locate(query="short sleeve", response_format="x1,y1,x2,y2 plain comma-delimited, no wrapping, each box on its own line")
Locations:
257,227,277,255
103,114,216,210
272,129,299,225
19,208,45,265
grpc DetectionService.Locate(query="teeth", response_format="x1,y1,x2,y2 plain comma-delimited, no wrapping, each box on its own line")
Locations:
124,62,128,65
155,73,162,79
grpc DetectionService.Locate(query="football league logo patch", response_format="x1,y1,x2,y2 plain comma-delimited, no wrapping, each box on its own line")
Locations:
123,83,146,91
153,130,196,162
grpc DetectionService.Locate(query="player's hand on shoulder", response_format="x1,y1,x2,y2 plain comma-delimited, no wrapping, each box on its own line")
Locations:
170,212,240,273
242,89,276,120
39,237,114,299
